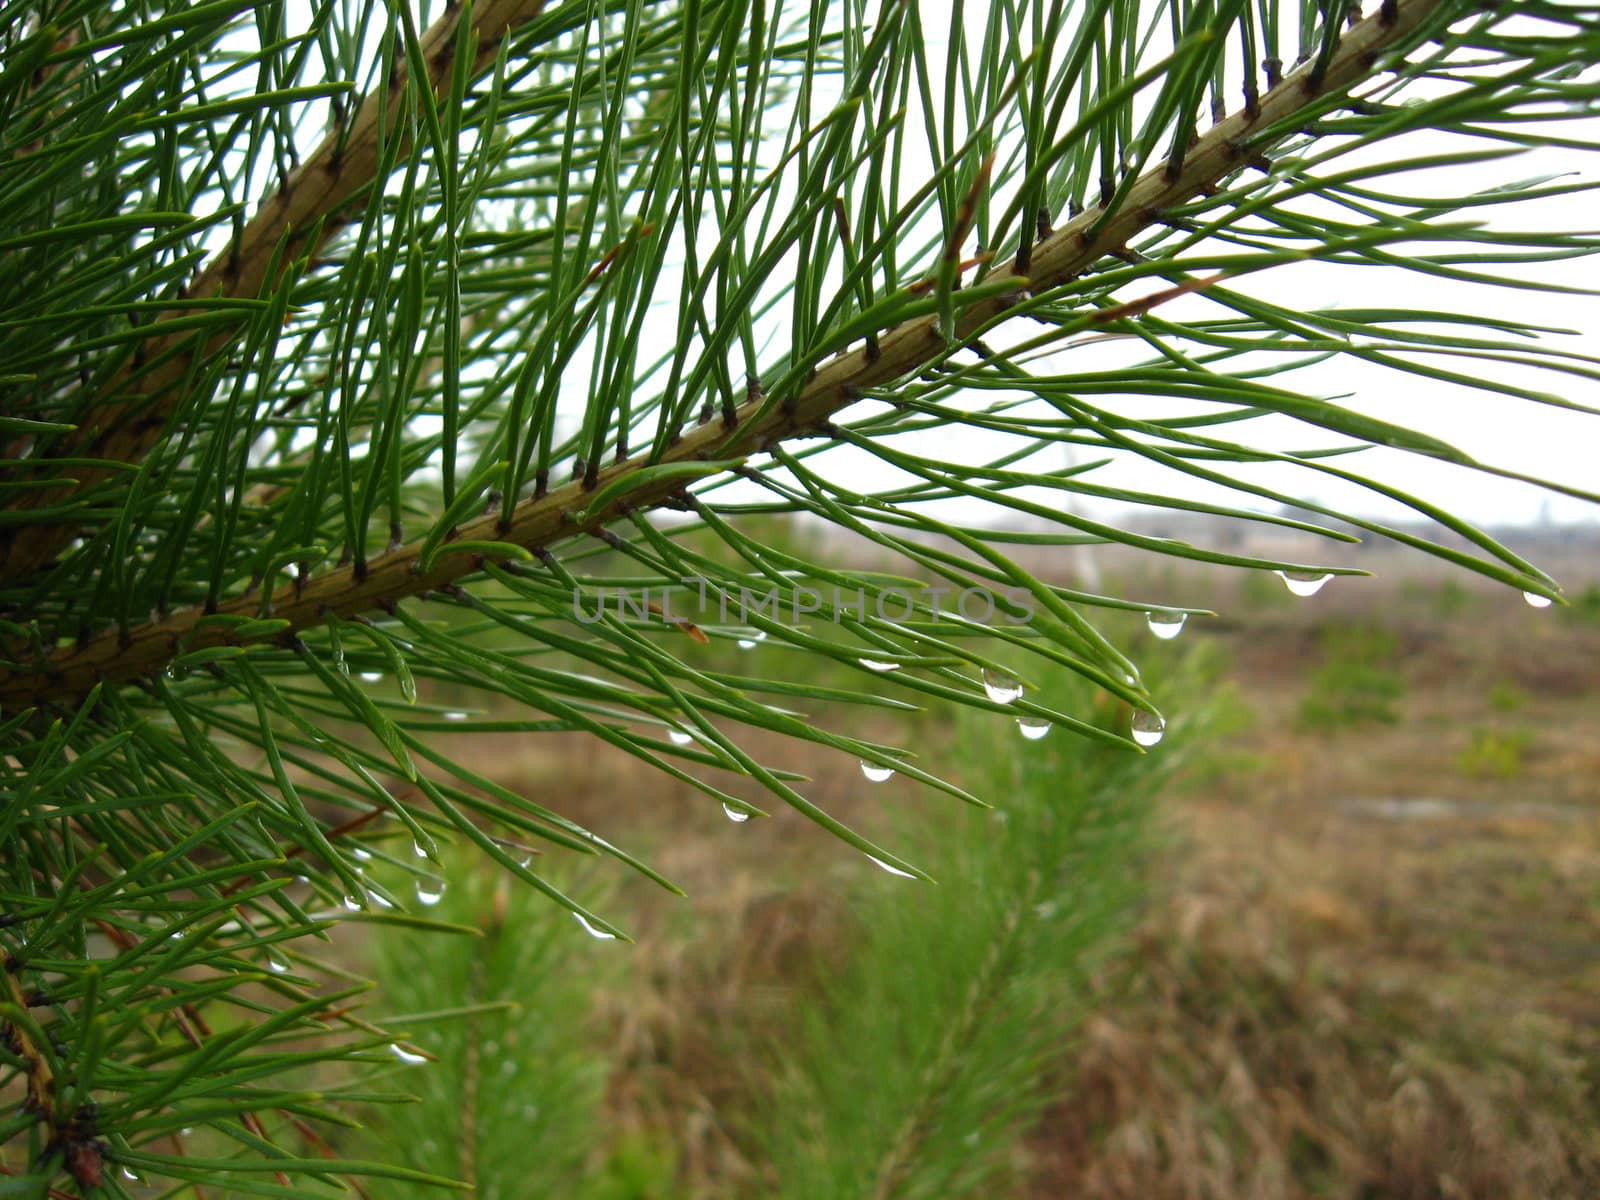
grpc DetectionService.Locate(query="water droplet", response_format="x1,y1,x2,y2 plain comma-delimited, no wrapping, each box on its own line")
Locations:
516,852,533,869
1035,900,1058,920
1523,590,1553,609
443,710,468,721
722,802,750,823
737,639,758,649
390,1043,426,1065
1276,570,1331,598
351,846,372,862
359,671,383,683
859,657,901,672
1131,711,1166,747
1146,611,1187,640
982,667,1023,704
412,839,429,860
572,912,617,940
867,854,917,879
266,949,290,974
122,1167,142,1183
414,877,446,906
1016,716,1051,741
859,760,896,783
667,727,694,746
369,890,395,909
341,893,365,912
181,1127,193,1137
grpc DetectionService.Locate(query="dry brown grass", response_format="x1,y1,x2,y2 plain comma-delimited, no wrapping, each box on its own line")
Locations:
1024,579,1600,1200
412,562,1600,1198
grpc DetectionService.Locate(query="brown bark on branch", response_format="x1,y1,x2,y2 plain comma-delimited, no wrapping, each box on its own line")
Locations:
0,0,1446,710
0,0,550,580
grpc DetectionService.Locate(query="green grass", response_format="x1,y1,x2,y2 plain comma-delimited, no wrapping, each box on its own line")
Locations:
1296,622,1406,730
1456,725,1535,780
352,858,615,1199
739,654,1209,1199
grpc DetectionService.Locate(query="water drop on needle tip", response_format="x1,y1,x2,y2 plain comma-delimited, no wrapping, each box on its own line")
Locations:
1146,611,1187,639
982,668,1022,704
1276,570,1331,598
414,877,446,906
867,854,916,879
573,912,618,940
1131,711,1166,747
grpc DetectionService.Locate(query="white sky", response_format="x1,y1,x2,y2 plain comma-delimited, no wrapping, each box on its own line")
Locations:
260,2,1600,530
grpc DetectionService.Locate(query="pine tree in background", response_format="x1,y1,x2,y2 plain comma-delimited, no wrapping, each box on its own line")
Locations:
2,0,1597,1192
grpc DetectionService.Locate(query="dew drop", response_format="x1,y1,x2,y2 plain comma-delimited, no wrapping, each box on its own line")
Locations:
859,657,901,672
266,949,290,974
737,639,758,649
341,893,366,912
369,890,395,909
390,1043,427,1065
443,710,468,721
572,912,618,940
860,760,896,783
1131,711,1167,748
351,846,372,862
722,803,751,823
1146,611,1188,640
1523,590,1553,609
122,1168,142,1183
414,877,446,906
412,839,429,860
1016,716,1051,741
359,671,383,683
867,854,917,879
516,853,533,869
981,668,1023,704
667,727,694,746
1276,570,1331,598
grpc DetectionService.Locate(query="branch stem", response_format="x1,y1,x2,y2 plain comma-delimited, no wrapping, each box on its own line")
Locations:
0,0,1446,710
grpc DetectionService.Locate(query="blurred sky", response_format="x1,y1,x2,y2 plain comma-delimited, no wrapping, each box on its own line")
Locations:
268,2,1599,530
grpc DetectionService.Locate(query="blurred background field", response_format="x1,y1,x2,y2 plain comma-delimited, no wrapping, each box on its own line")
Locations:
303,520,1599,1200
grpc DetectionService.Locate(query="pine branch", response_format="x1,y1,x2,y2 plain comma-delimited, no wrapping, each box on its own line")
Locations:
0,0,1448,711
0,0,550,582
